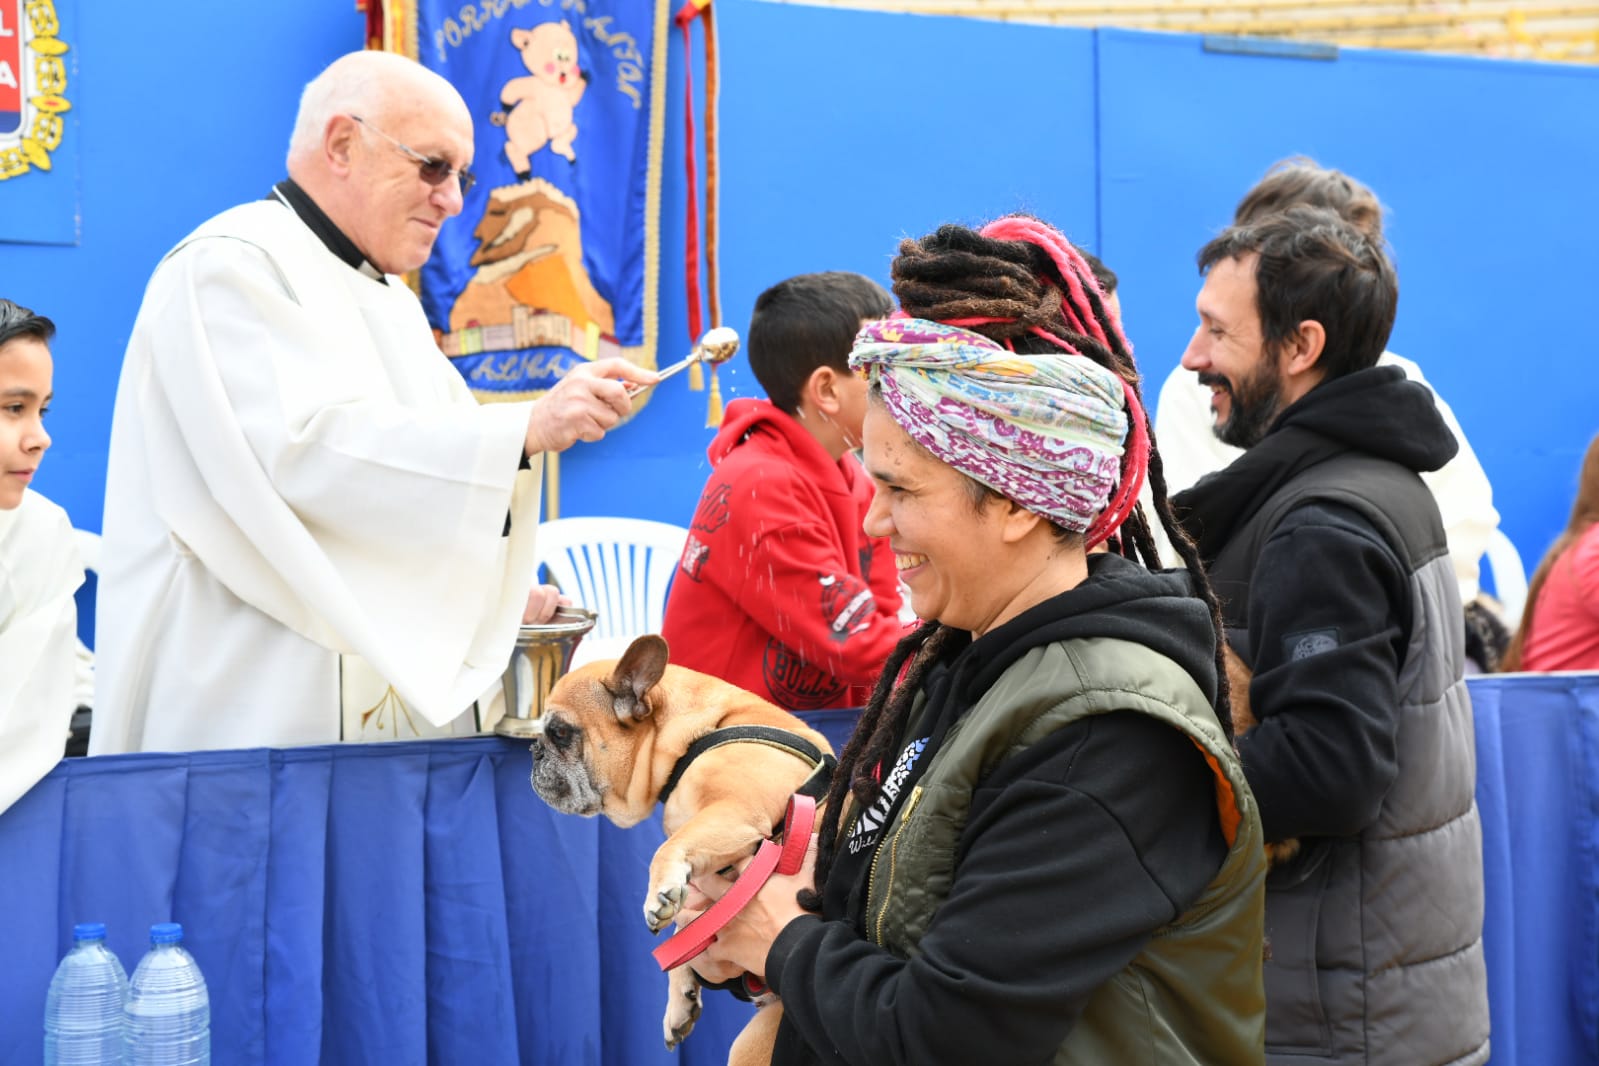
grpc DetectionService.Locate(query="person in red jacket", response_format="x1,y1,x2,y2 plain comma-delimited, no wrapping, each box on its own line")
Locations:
661,272,904,709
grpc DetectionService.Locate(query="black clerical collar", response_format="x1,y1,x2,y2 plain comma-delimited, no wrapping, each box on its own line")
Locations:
268,179,388,284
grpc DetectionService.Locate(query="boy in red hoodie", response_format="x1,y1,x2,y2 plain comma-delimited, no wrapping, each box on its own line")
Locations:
661,273,904,709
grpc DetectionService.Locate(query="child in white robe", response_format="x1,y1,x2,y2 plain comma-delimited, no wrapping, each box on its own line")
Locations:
0,299,84,815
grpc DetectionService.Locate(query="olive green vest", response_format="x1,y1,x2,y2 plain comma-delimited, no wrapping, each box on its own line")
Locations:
862,637,1267,1065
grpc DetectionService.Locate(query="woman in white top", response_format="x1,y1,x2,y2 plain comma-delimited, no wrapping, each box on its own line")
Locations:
0,298,84,815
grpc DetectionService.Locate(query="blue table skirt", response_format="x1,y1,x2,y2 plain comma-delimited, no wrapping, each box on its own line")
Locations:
1469,674,1599,1066
0,689,1593,1065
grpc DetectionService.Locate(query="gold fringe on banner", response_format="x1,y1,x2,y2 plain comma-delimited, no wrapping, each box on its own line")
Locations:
705,365,723,427
544,451,561,521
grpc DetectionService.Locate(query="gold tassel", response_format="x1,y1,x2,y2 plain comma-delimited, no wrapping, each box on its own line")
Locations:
688,359,705,391
544,450,561,521
705,365,723,427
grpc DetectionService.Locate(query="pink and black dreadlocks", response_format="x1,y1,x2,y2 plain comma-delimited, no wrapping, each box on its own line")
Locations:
803,216,1235,907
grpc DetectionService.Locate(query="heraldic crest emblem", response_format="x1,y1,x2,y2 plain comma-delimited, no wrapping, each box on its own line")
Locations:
0,0,71,182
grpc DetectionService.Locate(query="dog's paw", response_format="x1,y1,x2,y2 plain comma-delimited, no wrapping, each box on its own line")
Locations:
1265,838,1302,866
645,882,688,933
645,861,692,933
663,977,702,1049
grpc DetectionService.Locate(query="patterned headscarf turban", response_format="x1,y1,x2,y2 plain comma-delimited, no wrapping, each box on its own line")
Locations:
850,318,1137,542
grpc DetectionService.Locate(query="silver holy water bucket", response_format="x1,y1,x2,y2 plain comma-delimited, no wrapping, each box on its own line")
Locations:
492,606,598,738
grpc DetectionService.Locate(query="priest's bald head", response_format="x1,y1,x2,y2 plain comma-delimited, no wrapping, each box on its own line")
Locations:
286,52,475,276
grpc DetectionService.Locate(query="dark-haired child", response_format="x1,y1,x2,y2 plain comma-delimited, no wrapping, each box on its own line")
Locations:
0,298,84,813
661,272,904,710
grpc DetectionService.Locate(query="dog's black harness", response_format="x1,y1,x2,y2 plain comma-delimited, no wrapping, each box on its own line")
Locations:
657,725,835,807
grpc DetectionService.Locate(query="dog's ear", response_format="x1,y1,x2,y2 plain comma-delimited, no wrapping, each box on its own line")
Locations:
608,635,670,722
511,27,532,50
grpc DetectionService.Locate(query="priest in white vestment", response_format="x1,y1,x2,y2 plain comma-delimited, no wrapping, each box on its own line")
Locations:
0,300,83,814
91,53,655,754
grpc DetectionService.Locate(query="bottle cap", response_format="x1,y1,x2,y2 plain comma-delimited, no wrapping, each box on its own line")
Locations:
149,922,184,945
72,922,107,941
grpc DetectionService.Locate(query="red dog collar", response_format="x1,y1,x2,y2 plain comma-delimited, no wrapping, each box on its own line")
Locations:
651,793,817,972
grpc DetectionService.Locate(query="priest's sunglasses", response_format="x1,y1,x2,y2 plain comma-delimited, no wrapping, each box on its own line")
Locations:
350,114,477,195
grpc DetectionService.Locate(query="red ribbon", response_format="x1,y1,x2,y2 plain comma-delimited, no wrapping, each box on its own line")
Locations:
674,0,721,344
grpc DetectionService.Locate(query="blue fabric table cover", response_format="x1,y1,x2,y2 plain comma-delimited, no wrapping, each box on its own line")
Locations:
0,737,762,1064
1469,673,1599,1066
0,690,1592,1064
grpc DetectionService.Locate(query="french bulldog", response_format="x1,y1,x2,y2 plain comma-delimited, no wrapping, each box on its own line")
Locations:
528,634,833,1065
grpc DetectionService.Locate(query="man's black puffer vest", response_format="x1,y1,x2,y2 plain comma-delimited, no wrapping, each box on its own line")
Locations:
1176,367,1489,1066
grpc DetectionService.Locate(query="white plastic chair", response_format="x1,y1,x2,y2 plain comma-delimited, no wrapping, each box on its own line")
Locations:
1481,528,1529,630
70,529,101,709
533,517,689,667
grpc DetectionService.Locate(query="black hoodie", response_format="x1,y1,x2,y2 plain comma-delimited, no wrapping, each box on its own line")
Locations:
1173,365,1458,843
1174,366,1457,558
764,553,1232,1066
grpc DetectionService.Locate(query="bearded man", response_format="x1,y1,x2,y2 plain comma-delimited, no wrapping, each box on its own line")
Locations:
1172,205,1488,1066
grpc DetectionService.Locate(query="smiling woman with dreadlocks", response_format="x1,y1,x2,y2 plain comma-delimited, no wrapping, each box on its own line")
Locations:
696,216,1268,1065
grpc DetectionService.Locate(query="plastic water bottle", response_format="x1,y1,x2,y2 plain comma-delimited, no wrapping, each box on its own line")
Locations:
124,923,209,1066
44,921,129,1065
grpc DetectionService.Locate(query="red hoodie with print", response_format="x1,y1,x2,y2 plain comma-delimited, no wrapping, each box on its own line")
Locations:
661,398,906,710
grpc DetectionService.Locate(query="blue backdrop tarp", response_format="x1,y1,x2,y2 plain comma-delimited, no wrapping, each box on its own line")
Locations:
0,686,1594,1064
11,2,1599,605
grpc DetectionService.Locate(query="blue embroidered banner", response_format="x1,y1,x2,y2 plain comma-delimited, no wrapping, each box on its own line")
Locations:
404,0,669,402
0,0,78,246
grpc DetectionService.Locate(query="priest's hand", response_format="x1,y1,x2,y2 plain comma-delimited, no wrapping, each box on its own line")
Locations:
525,358,659,455
522,584,570,624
